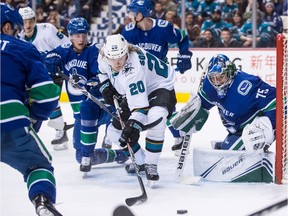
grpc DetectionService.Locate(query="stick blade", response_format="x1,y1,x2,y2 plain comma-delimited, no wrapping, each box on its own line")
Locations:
177,176,202,185
113,205,135,216
125,194,148,206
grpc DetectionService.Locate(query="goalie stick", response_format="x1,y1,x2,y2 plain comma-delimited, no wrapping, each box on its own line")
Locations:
57,72,162,131
113,96,148,206
175,69,207,184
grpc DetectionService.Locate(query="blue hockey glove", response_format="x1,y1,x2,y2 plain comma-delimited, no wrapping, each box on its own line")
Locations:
45,52,62,76
86,77,102,98
99,79,121,106
119,119,144,148
176,50,193,74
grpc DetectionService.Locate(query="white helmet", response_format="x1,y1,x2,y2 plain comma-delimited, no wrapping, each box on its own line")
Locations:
19,7,35,20
104,34,128,59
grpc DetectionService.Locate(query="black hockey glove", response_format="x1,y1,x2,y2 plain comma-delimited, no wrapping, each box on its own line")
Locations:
119,119,144,148
98,79,121,106
45,52,62,77
176,50,193,74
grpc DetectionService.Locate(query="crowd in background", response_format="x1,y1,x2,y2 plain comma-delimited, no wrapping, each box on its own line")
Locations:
3,0,288,48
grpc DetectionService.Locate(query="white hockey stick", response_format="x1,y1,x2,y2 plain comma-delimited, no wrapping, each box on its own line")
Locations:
174,68,207,184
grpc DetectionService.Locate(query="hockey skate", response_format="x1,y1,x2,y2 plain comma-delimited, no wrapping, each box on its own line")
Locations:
102,134,112,149
125,163,145,174
80,156,91,172
51,130,68,151
144,164,159,187
32,194,62,216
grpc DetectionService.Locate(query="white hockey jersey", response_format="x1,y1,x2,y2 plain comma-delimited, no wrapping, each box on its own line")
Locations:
98,47,175,111
18,23,71,53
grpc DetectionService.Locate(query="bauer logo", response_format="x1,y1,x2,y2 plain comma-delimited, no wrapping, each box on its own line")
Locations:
237,80,252,96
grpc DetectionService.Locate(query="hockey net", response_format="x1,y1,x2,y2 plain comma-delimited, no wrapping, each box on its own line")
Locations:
276,33,288,184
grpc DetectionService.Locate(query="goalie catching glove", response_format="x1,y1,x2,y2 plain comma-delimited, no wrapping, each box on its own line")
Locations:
119,119,144,148
169,91,209,133
242,116,275,151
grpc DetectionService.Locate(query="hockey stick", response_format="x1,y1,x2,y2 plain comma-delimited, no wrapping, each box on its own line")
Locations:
57,72,162,131
175,68,207,184
247,198,288,216
113,96,148,206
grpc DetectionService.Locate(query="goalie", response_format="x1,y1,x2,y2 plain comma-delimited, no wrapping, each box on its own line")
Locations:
169,54,276,182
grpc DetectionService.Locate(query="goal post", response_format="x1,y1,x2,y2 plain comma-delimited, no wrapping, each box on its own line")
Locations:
275,33,288,184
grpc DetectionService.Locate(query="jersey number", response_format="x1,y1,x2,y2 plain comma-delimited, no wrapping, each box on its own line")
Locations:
146,52,168,78
129,81,145,96
56,32,64,39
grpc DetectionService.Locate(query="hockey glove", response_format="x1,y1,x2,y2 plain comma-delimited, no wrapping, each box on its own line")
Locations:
242,116,275,152
119,119,144,148
175,50,193,74
45,52,62,77
98,79,121,105
86,77,102,98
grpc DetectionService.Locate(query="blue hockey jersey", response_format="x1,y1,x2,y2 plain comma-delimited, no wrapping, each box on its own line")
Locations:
198,70,276,134
46,43,100,118
122,19,190,61
1,34,60,132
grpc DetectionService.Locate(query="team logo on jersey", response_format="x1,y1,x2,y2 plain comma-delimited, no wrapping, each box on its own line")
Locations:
122,63,134,76
67,68,87,96
237,80,252,96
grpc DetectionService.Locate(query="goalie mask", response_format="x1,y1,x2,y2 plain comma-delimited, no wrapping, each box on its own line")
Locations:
207,54,237,98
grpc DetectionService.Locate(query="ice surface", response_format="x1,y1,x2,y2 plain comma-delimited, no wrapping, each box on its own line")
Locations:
1,103,287,216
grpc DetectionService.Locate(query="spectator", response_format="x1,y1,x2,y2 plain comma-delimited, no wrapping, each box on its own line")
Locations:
222,0,238,23
177,0,200,17
46,7,62,30
263,1,283,33
159,0,177,14
165,9,180,29
243,0,262,21
220,27,243,47
79,0,94,23
59,0,81,28
196,0,221,24
283,0,288,15
238,10,277,47
193,28,223,47
200,8,233,38
151,1,167,19
230,11,244,39
35,4,47,23
185,12,201,45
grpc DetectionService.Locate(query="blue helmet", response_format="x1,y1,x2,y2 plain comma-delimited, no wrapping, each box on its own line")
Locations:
1,3,23,32
207,54,237,98
127,0,152,18
67,17,90,35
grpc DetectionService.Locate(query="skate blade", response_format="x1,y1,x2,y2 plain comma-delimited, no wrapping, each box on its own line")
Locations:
147,180,157,188
53,143,68,151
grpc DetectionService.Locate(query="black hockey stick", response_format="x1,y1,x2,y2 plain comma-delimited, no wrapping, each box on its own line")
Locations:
113,96,148,206
247,198,288,216
57,72,162,131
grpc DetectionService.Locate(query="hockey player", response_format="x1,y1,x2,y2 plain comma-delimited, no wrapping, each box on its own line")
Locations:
122,0,193,160
44,18,128,173
18,6,73,150
98,34,177,183
169,54,276,182
170,54,276,151
1,3,62,215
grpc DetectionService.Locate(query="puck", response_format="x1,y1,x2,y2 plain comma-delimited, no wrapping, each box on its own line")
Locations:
177,209,188,214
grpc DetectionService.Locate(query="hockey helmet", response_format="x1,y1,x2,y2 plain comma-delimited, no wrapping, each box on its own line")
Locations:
104,34,128,60
1,3,23,31
19,6,35,20
207,54,237,98
67,17,90,35
127,0,152,18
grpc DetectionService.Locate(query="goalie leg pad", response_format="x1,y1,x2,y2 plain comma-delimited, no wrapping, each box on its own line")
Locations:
169,92,209,133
